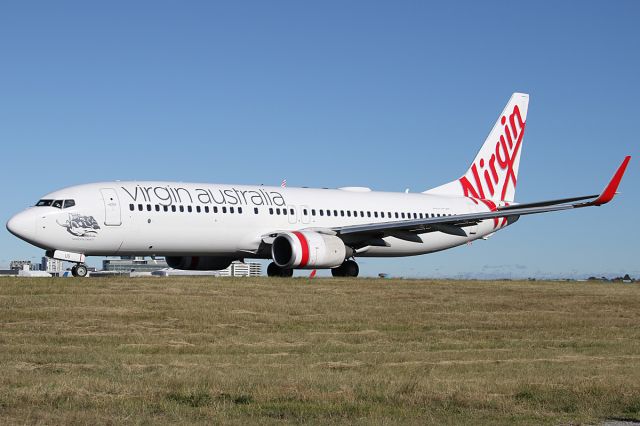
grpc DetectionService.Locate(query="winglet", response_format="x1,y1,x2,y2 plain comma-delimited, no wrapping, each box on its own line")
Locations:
588,156,631,206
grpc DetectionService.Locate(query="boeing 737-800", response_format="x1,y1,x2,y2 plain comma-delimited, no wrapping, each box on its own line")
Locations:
6,93,631,277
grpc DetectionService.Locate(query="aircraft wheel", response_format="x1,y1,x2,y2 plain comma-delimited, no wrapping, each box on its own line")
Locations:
267,262,280,277
331,265,345,277
267,262,293,278
75,264,88,277
343,260,359,277
71,265,78,277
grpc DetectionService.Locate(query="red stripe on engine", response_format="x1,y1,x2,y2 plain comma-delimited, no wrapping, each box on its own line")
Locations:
292,231,309,267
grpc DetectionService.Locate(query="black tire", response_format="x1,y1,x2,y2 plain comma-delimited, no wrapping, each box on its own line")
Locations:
71,265,78,277
343,260,359,277
331,265,345,277
267,262,294,278
75,264,88,277
267,262,280,277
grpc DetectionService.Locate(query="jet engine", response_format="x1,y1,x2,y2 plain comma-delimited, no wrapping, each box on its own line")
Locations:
165,256,234,271
271,231,351,269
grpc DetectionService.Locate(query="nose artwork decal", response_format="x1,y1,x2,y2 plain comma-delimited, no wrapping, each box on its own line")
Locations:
57,214,101,237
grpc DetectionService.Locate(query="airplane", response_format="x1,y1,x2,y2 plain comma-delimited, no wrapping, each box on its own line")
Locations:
6,93,631,278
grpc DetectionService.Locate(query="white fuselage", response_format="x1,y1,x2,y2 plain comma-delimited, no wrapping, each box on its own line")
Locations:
8,181,504,259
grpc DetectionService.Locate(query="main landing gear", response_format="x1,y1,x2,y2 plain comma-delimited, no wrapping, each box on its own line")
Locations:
71,264,88,277
266,260,360,278
331,260,359,277
267,262,294,277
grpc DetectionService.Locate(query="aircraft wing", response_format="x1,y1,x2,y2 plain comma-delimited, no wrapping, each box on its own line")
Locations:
332,156,631,243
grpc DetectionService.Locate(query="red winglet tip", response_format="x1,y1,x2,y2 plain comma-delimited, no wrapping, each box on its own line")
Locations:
592,156,631,206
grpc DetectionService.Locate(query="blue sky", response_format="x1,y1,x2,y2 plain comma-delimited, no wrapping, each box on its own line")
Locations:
1,1,637,278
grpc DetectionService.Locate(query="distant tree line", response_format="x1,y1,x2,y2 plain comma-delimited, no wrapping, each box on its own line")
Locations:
587,274,634,282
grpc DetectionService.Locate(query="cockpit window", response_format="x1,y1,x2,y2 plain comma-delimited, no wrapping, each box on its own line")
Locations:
35,199,76,208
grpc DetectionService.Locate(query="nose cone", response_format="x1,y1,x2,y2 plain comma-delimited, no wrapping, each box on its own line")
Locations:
6,211,36,241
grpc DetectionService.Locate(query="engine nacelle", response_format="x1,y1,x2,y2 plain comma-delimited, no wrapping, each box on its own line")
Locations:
271,231,350,269
165,256,234,271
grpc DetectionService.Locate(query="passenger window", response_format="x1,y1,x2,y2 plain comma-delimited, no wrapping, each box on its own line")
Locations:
360,211,364,217
269,208,273,215
276,208,280,215
289,208,294,215
319,210,324,216
63,200,75,209
230,207,234,214
333,210,338,216
213,206,218,213
138,204,143,211
340,210,345,217
303,209,308,215
179,206,184,212
205,206,210,213
282,208,287,215
311,209,316,216
254,207,259,214
171,205,176,212
374,212,378,218
327,210,331,217
187,206,193,213
347,211,351,217
223,206,227,213
164,206,169,212
145,204,151,211
238,207,243,214
129,204,134,211
196,206,201,213
52,200,63,209
155,205,160,212
367,211,371,217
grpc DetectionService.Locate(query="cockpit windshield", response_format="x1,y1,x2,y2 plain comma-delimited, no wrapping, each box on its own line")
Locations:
35,199,76,209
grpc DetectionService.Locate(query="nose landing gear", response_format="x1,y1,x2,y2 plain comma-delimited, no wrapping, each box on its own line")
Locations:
71,264,88,277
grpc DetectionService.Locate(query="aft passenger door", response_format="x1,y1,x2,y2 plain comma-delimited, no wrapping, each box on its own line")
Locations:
100,188,122,226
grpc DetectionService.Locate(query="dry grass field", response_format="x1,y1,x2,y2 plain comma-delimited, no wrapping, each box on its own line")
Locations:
1,276,639,425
